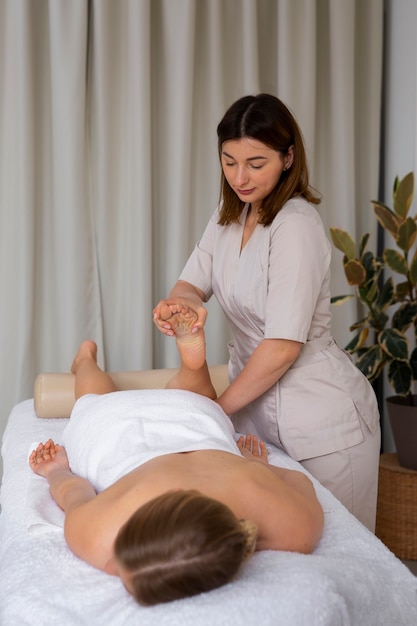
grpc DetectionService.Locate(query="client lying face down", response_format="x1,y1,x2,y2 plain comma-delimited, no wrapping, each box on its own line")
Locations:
30,307,324,606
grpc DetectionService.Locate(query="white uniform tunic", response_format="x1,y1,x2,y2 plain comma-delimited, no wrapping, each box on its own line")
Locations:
180,198,380,462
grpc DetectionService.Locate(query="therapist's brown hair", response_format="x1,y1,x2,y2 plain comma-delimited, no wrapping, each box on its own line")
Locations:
217,93,320,226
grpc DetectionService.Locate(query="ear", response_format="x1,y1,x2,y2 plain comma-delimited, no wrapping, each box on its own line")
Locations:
104,557,120,577
285,145,294,170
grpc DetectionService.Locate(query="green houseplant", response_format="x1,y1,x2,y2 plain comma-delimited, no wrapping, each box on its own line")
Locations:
330,171,417,470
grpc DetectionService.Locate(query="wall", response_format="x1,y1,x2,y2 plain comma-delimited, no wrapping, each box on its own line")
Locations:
381,0,417,450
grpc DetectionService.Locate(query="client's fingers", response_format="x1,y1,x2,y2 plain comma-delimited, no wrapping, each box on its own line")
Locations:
258,440,268,461
244,434,254,452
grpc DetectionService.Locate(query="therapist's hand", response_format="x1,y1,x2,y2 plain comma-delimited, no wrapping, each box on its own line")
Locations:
153,298,208,336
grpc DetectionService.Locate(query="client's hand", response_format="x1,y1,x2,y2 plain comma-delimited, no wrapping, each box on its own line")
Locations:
237,434,269,464
29,439,70,478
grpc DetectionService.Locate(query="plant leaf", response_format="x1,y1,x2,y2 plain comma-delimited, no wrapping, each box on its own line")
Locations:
355,345,384,380
372,202,400,238
330,294,355,305
379,328,409,360
359,233,370,258
397,216,417,252
392,303,417,333
344,329,369,352
358,281,379,306
395,281,412,300
362,250,383,283
410,249,417,284
349,317,369,331
410,346,417,380
367,280,379,303
393,171,414,218
329,228,356,259
344,259,366,286
387,360,412,396
376,276,394,311
384,249,408,276
368,310,389,332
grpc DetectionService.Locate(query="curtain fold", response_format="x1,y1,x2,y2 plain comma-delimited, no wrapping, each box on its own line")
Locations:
0,0,103,410
89,0,154,369
0,0,384,460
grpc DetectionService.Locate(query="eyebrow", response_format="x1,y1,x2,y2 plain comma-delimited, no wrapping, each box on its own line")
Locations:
222,151,268,162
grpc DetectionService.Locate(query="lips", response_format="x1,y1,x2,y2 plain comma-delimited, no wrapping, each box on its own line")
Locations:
237,188,255,195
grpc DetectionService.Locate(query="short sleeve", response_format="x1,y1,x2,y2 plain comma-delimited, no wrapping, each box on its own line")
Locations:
179,208,220,300
264,205,331,342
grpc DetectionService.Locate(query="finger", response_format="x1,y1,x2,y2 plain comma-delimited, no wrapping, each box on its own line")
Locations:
191,314,206,331
47,439,57,456
30,445,45,465
248,435,261,456
169,303,185,315
153,318,176,335
154,318,172,330
44,441,54,458
152,302,165,319
259,440,268,458
251,435,260,455
245,434,253,451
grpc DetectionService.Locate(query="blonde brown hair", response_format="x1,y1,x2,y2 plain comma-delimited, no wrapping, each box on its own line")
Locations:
114,490,257,606
217,93,320,226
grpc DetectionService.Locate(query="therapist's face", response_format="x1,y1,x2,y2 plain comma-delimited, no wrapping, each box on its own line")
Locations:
221,137,293,211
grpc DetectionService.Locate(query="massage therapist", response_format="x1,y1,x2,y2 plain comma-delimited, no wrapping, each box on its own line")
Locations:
153,94,381,532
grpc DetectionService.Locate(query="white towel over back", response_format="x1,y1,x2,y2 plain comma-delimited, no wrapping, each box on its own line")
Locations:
63,389,239,492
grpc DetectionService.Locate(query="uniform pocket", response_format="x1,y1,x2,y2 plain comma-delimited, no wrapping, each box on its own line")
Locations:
278,352,363,460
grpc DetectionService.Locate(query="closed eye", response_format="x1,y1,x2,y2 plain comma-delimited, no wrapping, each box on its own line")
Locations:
223,161,264,169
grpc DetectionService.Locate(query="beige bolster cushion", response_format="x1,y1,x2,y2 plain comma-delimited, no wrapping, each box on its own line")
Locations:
34,364,229,419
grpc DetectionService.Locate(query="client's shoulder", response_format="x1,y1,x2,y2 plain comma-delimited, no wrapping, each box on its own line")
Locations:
239,463,324,554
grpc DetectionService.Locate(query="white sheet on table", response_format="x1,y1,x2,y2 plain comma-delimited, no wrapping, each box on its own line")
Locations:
1,399,416,626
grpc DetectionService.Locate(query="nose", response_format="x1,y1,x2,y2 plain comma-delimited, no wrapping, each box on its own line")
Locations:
235,165,249,185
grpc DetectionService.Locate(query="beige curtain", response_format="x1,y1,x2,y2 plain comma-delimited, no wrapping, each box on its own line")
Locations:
0,0,383,455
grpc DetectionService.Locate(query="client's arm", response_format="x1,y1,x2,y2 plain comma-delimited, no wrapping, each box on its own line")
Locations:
29,440,105,567
29,440,97,512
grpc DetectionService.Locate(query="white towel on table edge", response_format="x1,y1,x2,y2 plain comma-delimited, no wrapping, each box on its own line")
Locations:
26,442,65,535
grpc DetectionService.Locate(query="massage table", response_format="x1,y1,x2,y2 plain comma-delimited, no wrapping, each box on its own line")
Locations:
1,365,416,625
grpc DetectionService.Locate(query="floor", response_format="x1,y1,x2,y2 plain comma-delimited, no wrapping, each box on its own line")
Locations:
403,560,417,576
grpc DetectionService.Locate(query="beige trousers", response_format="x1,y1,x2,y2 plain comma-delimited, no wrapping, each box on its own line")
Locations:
300,418,381,533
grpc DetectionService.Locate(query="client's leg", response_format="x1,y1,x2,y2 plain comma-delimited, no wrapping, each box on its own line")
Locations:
71,340,117,400
162,304,217,399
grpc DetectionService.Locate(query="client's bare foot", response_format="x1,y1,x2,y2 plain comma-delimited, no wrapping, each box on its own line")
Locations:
71,340,98,374
160,304,206,370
